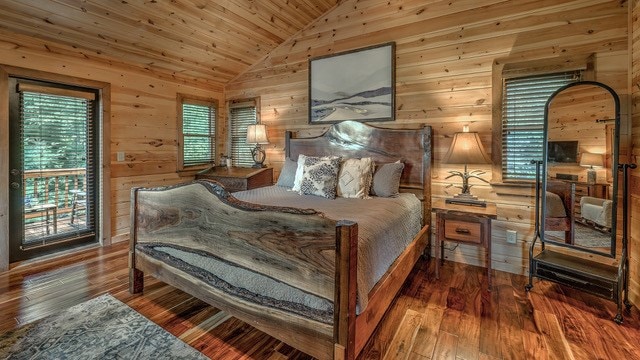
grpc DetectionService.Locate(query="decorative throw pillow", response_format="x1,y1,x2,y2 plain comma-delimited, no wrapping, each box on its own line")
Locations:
371,161,404,197
337,157,374,198
291,154,308,192
276,157,298,188
299,156,341,199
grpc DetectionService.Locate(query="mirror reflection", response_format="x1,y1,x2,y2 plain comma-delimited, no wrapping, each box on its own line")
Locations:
543,82,618,256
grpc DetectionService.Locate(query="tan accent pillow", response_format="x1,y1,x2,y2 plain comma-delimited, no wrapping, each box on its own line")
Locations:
337,158,374,198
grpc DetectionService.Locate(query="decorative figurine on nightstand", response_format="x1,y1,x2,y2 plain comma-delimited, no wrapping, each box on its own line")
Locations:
443,125,490,207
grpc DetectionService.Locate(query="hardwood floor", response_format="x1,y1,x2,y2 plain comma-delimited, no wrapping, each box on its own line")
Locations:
1,242,639,359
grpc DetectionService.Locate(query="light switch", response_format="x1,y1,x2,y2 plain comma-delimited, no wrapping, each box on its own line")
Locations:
117,152,125,162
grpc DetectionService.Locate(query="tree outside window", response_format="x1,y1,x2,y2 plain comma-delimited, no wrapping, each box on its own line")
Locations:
177,94,217,170
501,72,580,180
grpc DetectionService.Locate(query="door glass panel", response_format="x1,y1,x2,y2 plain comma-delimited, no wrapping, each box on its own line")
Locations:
9,78,98,262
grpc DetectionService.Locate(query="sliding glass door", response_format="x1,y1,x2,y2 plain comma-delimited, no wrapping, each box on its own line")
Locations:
8,77,99,262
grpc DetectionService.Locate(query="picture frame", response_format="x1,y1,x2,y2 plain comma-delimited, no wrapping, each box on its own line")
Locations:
308,42,395,124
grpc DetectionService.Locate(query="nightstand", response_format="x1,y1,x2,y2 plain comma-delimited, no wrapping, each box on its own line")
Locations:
433,199,497,290
196,167,273,192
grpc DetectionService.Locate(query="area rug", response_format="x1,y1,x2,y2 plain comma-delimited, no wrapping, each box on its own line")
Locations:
0,294,208,359
547,222,611,248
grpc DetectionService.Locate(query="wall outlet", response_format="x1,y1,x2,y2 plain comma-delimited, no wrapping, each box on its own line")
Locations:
117,152,125,162
506,230,517,244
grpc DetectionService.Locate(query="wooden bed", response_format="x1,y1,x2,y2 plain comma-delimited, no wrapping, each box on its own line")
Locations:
545,180,575,244
129,121,432,360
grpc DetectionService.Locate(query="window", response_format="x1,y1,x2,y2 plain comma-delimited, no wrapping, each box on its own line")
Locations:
178,95,217,170
229,99,258,167
501,71,580,180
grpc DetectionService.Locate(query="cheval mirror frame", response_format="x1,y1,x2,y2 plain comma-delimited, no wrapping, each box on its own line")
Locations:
543,80,619,258
526,80,636,324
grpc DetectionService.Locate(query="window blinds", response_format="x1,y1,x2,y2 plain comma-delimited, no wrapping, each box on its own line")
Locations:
229,101,257,167
182,103,216,166
19,88,97,237
501,71,580,180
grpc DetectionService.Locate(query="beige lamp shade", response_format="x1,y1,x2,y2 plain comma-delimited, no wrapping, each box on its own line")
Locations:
579,152,604,168
443,132,490,164
246,124,269,144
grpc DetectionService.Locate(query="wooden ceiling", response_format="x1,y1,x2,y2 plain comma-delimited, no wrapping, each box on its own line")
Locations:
0,0,337,84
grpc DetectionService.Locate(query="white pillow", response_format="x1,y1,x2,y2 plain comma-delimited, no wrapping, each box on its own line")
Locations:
291,154,307,192
337,157,374,198
299,156,342,199
293,154,340,191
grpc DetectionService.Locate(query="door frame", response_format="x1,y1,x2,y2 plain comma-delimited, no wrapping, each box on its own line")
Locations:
0,65,111,271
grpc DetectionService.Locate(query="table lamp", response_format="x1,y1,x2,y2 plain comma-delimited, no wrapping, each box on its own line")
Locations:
443,126,490,206
246,124,269,168
580,152,604,185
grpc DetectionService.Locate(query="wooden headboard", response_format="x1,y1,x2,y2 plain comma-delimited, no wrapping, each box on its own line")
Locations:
285,120,432,225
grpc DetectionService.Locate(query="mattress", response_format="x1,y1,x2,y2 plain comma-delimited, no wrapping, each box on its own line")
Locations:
233,185,423,313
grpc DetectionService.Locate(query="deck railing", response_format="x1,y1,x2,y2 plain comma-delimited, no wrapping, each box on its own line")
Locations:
23,168,86,219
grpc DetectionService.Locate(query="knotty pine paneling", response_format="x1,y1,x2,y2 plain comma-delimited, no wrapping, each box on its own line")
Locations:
227,0,629,277
0,30,224,247
0,1,338,85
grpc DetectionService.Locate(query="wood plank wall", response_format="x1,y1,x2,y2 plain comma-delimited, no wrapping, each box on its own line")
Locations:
226,0,629,276
0,30,225,247
0,0,636,307
630,0,640,306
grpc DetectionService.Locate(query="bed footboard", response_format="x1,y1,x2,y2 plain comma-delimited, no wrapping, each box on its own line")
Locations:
129,180,357,360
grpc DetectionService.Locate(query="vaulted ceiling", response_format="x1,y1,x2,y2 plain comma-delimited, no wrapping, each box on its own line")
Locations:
0,0,338,84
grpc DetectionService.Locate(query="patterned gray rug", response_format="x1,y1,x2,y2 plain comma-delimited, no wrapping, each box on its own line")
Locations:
547,222,611,248
0,294,208,359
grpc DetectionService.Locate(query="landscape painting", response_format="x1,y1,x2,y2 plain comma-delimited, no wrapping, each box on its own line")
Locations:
309,42,395,123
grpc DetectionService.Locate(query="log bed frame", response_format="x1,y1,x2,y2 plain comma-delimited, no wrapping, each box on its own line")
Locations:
129,121,432,360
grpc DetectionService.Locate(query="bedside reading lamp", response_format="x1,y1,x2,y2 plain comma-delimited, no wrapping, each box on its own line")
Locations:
580,152,604,185
443,126,490,207
246,124,269,168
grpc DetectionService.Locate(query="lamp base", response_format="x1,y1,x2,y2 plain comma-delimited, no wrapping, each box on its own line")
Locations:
251,146,266,168
445,193,487,207
586,168,596,185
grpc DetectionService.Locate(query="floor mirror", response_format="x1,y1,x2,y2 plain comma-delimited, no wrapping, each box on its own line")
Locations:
526,80,634,324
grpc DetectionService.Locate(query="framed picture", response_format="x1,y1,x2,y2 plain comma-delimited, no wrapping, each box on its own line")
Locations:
308,42,395,124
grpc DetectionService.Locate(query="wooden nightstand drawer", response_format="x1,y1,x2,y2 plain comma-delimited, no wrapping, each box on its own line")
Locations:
433,199,497,290
574,185,588,196
444,219,482,243
212,176,247,192
196,167,273,192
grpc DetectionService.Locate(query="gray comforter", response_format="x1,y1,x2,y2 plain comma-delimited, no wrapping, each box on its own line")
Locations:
233,185,422,313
